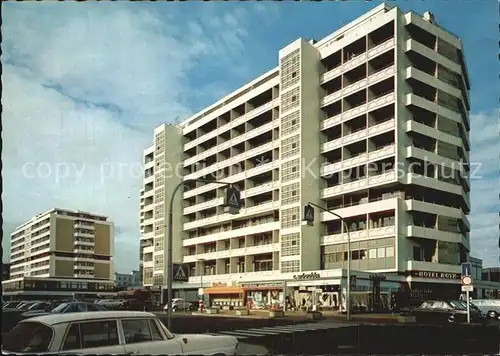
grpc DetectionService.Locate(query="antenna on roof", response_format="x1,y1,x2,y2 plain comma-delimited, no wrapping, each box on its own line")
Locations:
173,116,180,125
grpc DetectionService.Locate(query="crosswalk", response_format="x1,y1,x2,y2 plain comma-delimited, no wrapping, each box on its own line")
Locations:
209,320,348,340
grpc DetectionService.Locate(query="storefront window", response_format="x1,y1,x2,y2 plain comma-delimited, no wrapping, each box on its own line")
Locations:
386,247,394,257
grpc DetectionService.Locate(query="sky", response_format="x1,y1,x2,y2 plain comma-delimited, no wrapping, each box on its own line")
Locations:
2,1,498,272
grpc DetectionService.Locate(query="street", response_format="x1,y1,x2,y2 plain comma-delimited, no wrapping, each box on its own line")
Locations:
156,313,500,354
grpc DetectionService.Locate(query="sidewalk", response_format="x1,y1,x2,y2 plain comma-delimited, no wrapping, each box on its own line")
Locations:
180,309,399,324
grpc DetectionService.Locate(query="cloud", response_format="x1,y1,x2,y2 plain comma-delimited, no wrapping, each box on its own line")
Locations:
1,2,268,272
469,110,499,267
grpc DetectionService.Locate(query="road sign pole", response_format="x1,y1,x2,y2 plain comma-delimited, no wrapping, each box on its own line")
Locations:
466,290,470,323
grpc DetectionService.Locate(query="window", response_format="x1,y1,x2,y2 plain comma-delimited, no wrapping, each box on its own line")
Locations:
62,324,81,350
377,247,386,258
386,246,394,257
122,319,155,344
369,248,377,259
149,320,164,341
80,320,119,348
3,322,54,353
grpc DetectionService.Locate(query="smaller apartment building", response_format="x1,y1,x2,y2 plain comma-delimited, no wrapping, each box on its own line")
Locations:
3,209,115,299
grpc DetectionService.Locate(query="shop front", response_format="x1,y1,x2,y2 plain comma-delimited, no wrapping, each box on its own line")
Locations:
203,282,245,308
401,270,462,307
241,282,284,309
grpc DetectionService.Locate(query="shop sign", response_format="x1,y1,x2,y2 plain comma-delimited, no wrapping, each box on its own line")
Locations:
242,282,283,289
211,282,227,287
293,272,321,280
409,271,460,280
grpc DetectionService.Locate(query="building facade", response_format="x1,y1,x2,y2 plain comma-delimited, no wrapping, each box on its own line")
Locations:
2,208,115,299
140,4,471,309
115,270,141,289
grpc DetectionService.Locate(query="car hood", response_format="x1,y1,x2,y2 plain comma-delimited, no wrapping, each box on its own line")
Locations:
22,311,51,317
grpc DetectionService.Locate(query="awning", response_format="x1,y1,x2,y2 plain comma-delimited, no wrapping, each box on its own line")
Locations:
203,286,244,295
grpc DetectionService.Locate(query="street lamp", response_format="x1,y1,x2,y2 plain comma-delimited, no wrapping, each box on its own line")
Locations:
303,202,351,321
166,178,241,330
197,258,206,307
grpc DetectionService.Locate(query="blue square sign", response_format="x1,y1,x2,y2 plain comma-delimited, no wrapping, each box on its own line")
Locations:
461,262,472,277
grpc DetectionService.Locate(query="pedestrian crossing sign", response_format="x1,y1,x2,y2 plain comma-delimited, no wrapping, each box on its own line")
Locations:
304,205,315,226
224,186,241,215
173,264,188,281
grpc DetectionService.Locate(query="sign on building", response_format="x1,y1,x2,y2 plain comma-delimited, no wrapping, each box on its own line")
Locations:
172,264,189,282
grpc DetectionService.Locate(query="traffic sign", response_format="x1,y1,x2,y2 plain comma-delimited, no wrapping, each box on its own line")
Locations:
461,262,472,277
461,275,472,285
304,205,315,226
461,285,473,292
224,186,241,215
198,288,204,296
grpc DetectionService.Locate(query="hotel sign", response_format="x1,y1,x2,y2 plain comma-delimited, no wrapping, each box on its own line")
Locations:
293,272,321,280
410,271,460,280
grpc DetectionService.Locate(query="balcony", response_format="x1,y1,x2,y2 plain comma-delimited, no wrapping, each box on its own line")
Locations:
184,99,279,152
322,170,396,198
74,223,94,230
183,221,279,246
404,199,470,231
183,161,280,199
184,140,278,181
321,225,395,245
405,147,464,173
321,119,395,153
144,174,154,184
183,201,280,231
320,38,395,84
407,226,469,250
183,243,279,263
184,120,277,167
74,240,94,247
183,198,224,215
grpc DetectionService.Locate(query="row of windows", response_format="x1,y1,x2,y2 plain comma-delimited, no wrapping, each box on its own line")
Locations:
323,245,394,263
154,205,164,219
281,182,300,206
154,188,164,202
281,232,300,257
281,134,300,160
281,87,300,113
281,110,300,137
280,49,300,91
281,158,300,183
281,260,300,273
280,206,301,230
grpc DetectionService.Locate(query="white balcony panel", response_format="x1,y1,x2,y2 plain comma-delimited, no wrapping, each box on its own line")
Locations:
344,53,367,72
320,199,399,223
144,160,154,170
342,104,367,121
367,92,395,111
368,118,395,136
183,198,224,215
367,38,395,59
143,261,154,268
320,90,342,107
342,78,367,97
321,114,342,130
368,144,395,161
143,245,154,254
405,121,465,152
368,170,396,186
183,243,279,263
404,94,464,127
368,65,395,85
320,66,343,85
342,128,367,145
404,39,461,75
321,161,342,176
241,181,280,199
321,138,342,153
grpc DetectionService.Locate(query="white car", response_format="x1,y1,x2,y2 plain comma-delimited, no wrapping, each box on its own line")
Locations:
1,311,238,355
164,298,196,312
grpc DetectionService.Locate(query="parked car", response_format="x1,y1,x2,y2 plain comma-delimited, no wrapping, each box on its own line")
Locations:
164,298,196,312
21,301,108,318
411,300,483,324
1,311,239,355
469,299,500,319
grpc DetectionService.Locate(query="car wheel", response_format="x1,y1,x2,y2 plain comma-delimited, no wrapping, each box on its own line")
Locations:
487,310,498,319
172,306,178,312
189,305,196,311
447,314,455,323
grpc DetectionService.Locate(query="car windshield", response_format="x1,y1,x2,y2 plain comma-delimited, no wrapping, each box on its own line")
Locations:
2,321,54,353
27,303,42,310
449,301,466,310
51,303,69,313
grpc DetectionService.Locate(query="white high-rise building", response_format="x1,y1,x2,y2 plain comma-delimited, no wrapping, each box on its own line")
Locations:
140,3,471,308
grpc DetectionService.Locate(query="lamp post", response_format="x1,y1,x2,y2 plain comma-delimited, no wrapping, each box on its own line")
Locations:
197,258,206,307
166,178,241,330
303,202,351,321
